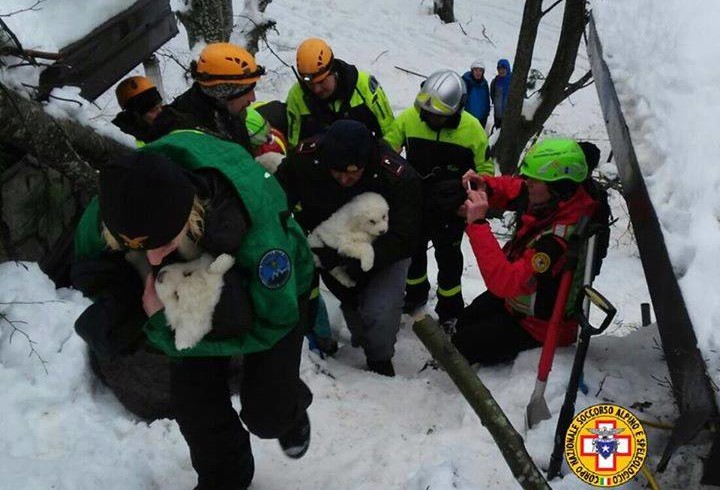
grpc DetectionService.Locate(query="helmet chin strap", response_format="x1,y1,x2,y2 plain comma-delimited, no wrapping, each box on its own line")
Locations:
420,109,462,131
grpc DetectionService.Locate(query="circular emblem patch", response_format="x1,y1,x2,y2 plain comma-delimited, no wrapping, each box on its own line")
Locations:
258,249,291,289
564,403,647,487
531,252,551,273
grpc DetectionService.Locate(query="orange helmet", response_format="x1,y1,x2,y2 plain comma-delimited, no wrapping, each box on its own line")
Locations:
296,38,334,83
192,43,265,87
116,76,157,109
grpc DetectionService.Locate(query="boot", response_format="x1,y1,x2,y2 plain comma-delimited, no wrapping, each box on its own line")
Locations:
366,359,395,377
278,411,311,459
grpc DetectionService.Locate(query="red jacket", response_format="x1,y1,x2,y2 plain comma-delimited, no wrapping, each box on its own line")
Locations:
466,176,596,345
254,127,288,157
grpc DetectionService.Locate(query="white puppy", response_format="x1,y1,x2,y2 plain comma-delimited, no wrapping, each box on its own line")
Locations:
307,192,389,287
255,152,284,174
154,253,235,350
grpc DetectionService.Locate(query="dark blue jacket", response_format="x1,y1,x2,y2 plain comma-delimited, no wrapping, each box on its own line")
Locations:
462,71,490,124
490,59,512,120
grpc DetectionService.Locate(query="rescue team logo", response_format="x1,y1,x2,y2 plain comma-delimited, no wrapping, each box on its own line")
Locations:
531,252,551,273
564,403,647,487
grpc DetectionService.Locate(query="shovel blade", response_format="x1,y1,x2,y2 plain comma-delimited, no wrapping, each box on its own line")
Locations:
526,380,552,430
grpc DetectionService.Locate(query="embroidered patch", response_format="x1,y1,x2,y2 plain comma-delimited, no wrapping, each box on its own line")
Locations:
119,233,149,250
296,139,319,154
380,156,405,176
368,75,380,93
258,249,292,289
531,252,551,274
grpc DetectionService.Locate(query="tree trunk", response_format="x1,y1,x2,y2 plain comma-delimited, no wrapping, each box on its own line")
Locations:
434,0,455,24
177,0,234,49
413,315,551,490
0,83,130,280
496,0,588,175
241,0,276,55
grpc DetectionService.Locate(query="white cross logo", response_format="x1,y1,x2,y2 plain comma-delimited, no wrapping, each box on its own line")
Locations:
580,420,631,471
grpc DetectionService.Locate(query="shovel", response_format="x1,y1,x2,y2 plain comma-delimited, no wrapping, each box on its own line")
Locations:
546,285,616,480
525,217,590,430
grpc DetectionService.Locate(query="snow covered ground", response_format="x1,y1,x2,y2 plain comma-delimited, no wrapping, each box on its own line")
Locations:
1,0,715,488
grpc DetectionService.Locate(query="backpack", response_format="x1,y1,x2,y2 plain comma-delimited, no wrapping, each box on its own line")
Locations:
578,141,615,280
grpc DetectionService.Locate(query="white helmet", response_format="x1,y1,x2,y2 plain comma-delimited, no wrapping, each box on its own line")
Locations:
471,59,485,70
415,70,467,116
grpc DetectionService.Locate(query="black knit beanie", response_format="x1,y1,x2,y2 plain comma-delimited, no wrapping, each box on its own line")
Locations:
320,120,373,171
99,152,196,250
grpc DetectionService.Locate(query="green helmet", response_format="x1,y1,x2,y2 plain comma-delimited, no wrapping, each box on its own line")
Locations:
245,107,270,146
519,138,588,183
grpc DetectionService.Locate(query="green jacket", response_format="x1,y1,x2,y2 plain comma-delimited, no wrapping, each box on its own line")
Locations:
286,59,394,147
383,106,493,177
74,131,315,357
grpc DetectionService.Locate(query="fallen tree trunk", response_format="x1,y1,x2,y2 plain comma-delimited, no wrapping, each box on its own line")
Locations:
413,315,551,490
0,82,130,281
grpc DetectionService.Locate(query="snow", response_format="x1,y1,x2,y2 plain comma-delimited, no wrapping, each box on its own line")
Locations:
592,0,720,386
0,0,714,488
2,0,138,52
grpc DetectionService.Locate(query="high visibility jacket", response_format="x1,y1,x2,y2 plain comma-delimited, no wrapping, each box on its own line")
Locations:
383,106,493,178
285,59,394,147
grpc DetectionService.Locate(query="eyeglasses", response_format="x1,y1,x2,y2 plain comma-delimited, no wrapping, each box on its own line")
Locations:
223,82,256,101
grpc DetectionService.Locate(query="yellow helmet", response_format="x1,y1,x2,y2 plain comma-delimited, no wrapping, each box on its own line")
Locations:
115,76,157,109
192,43,265,87
296,38,334,83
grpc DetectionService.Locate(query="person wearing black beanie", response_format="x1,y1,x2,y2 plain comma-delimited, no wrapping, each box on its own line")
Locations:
71,131,317,489
99,152,197,255
275,120,423,377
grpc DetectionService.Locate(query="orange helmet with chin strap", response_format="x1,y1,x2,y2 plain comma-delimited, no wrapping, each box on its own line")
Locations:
296,38,334,83
116,76,157,109
191,43,265,87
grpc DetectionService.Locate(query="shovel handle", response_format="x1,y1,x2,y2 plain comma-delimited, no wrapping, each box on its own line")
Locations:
578,285,617,335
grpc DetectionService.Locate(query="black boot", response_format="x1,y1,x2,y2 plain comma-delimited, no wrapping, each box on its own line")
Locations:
278,411,311,459
366,359,395,377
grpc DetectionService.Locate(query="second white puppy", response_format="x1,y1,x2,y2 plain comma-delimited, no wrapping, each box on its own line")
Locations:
154,253,235,350
307,192,389,287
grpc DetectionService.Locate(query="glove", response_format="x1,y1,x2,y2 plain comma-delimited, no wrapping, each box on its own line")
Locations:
339,257,364,283
311,246,344,270
431,179,468,215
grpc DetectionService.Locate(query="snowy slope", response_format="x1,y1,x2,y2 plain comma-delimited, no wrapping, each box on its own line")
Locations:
1,0,705,489
592,0,720,390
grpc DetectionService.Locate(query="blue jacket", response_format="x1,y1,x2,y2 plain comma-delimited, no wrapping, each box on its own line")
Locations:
462,71,490,124
490,59,512,119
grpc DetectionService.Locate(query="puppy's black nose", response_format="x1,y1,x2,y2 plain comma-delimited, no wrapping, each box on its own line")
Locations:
378,229,387,235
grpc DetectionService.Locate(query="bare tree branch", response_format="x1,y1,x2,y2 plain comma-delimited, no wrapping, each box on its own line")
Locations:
541,0,564,17
1,311,48,373
373,50,389,64
564,70,593,98
0,0,46,18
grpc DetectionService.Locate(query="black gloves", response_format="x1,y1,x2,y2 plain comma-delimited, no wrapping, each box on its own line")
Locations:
311,247,344,270
341,258,364,283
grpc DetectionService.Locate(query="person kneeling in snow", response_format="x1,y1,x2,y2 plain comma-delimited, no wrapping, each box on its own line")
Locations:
452,138,596,365
275,120,422,377
71,134,315,489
